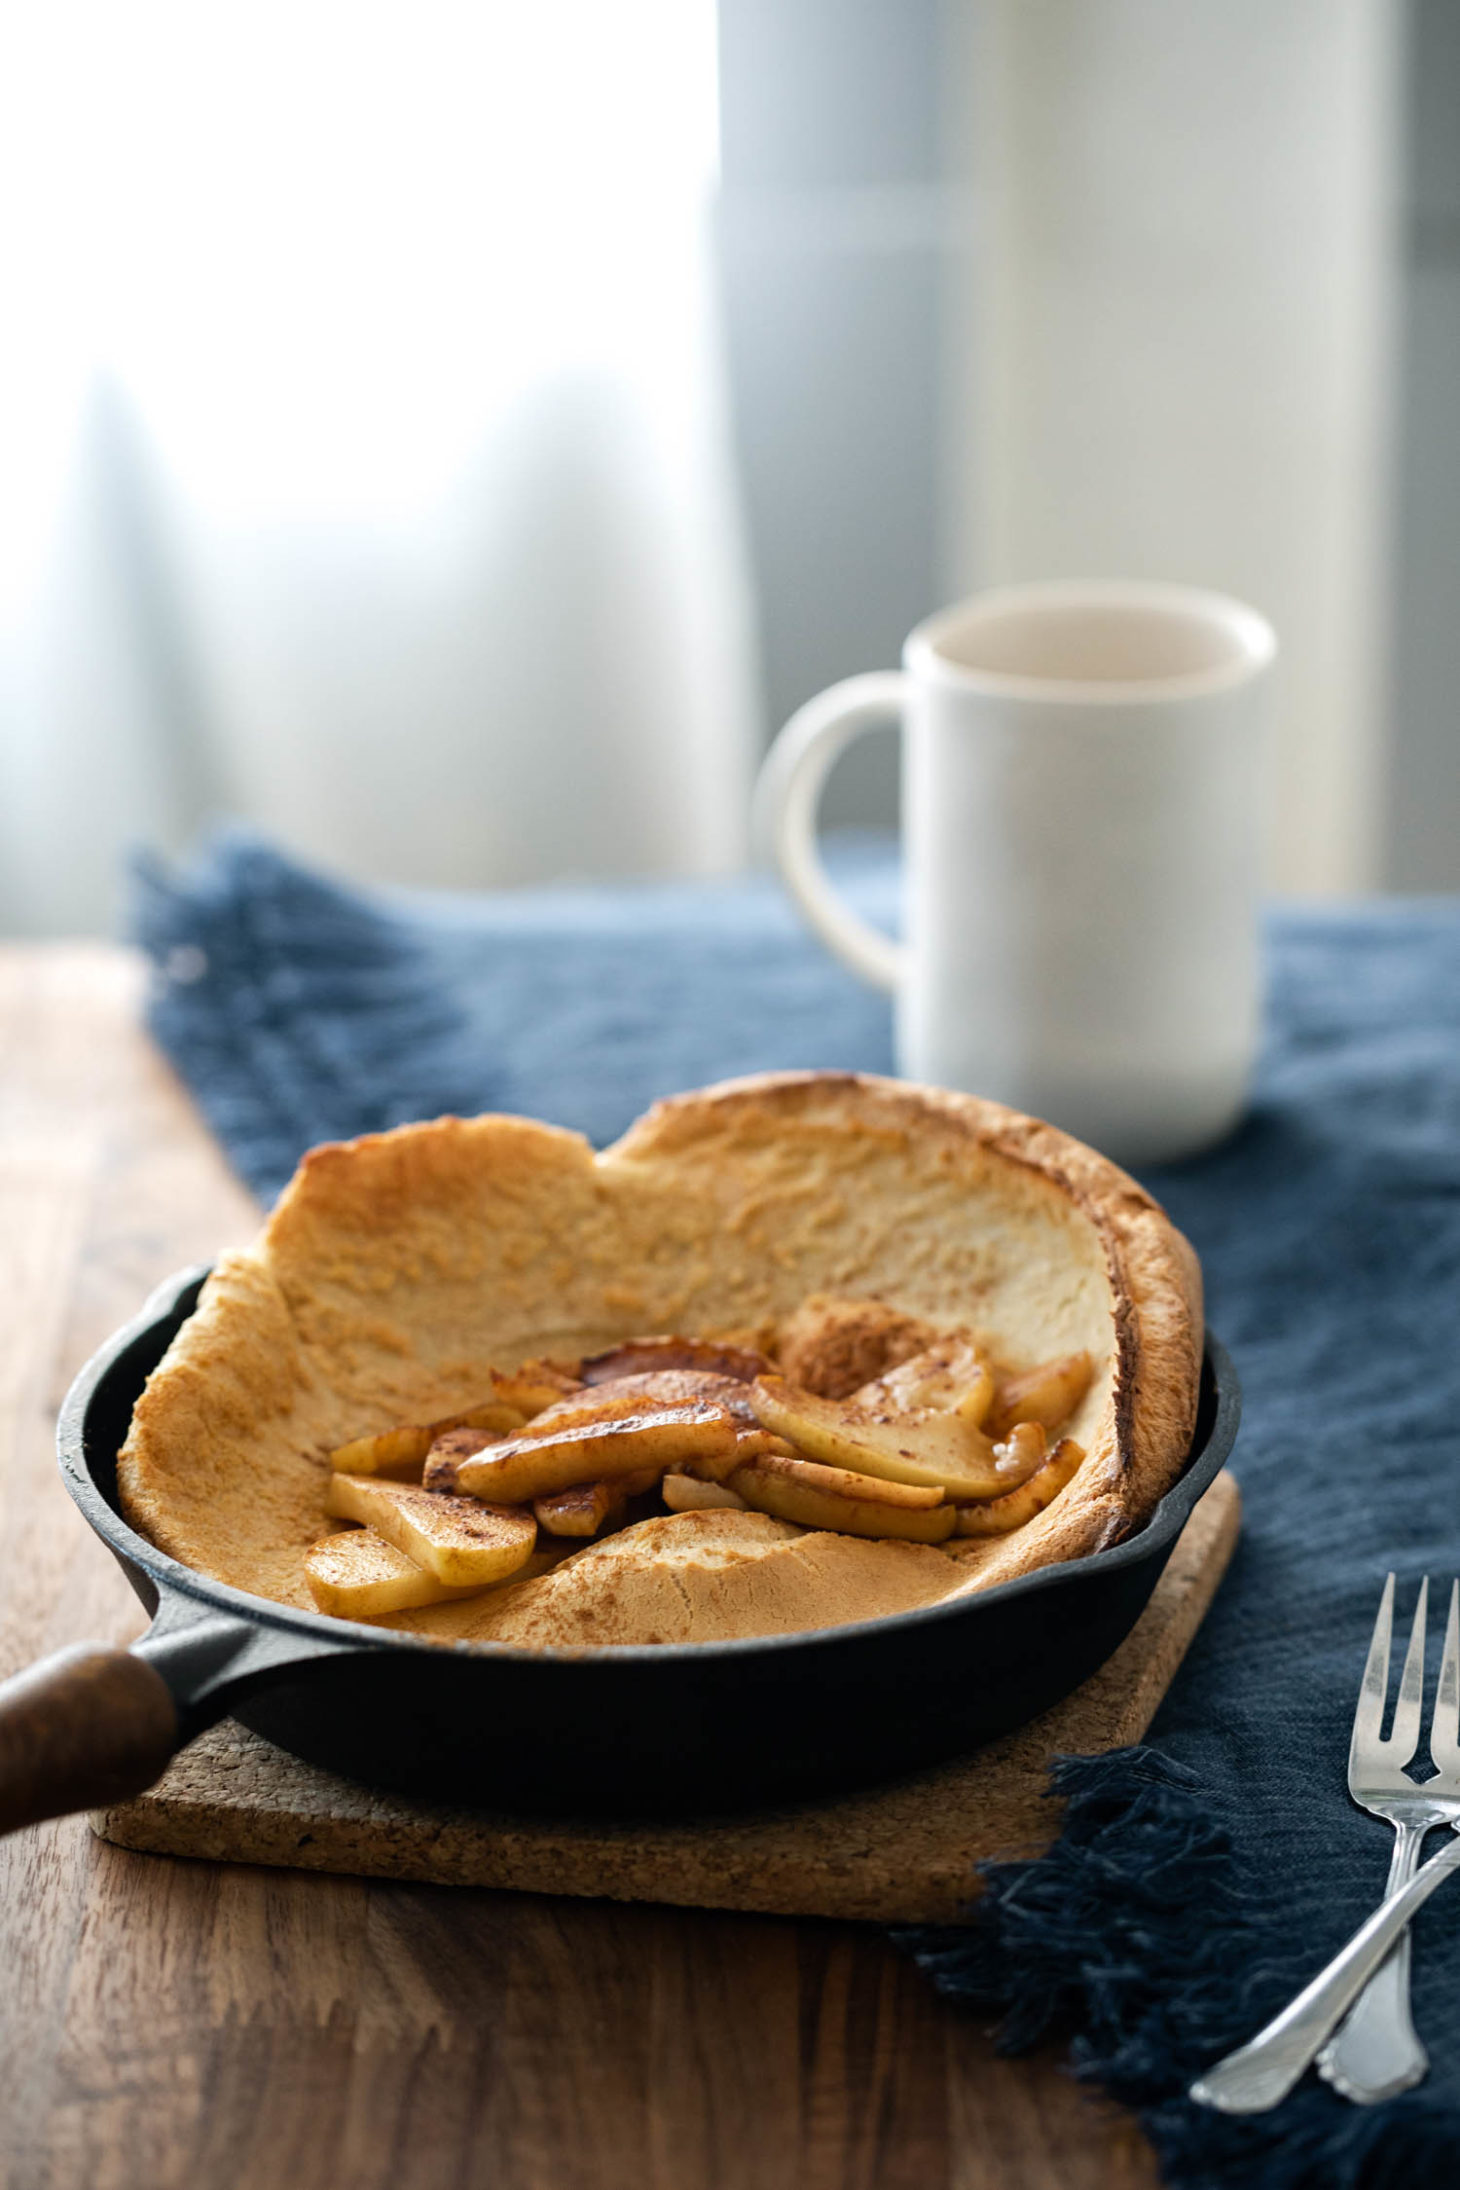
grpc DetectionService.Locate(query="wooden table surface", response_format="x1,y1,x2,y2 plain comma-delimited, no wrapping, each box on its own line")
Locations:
0,945,1161,2190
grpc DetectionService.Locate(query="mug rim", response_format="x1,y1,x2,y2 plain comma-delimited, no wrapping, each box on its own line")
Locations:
905,579,1277,704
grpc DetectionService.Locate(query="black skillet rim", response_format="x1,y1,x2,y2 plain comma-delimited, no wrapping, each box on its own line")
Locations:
58,1264,1240,1669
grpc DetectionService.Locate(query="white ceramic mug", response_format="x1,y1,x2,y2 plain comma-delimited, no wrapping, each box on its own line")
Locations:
757,580,1276,1166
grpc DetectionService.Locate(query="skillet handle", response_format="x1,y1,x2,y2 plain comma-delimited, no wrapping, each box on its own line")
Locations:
0,1644,179,1834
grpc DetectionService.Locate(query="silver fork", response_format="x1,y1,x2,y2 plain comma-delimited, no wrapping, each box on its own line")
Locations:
1317,1577,1460,2102
1190,1575,1460,2114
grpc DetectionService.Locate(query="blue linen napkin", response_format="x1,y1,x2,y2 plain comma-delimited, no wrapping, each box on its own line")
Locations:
133,832,1460,2190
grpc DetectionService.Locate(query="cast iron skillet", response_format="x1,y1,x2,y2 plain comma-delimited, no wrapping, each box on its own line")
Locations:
0,1267,1240,1833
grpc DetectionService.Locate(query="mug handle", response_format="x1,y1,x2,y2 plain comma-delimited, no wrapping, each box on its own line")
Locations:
754,673,910,993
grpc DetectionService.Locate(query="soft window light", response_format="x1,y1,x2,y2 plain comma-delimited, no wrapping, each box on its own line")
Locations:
0,1,757,930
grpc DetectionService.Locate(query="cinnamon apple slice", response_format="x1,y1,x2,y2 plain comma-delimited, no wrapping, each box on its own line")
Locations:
855,1339,994,1426
304,1528,492,1616
729,1452,956,1543
444,1403,740,1504
533,1479,629,1538
954,1437,1086,1537
325,1361,585,1480
305,1527,573,1616
749,1375,1035,1498
531,1370,758,1432
661,1473,749,1513
328,1398,525,1480
324,1473,537,1585
985,1351,1094,1440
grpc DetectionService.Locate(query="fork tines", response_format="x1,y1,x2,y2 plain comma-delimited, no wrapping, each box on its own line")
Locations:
1357,1575,1460,1776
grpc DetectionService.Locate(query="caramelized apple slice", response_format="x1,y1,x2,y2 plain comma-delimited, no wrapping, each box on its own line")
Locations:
428,1423,500,1465
304,1528,491,1616
854,1339,994,1427
533,1479,629,1538
659,1428,794,1487
500,1386,678,1438
993,1420,1048,1476
986,1351,1094,1440
327,1424,437,1481
327,1397,525,1480
683,1419,792,1483
423,1392,719,1494
324,1474,537,1585
730,1453,956,1543
447,1404,740,1504
424,1410,682,1497
749,1375,1024,1498
954,1438,1086,1537
528,1371,758,1433
661,1473,749,1513
325,1356,589,1481
737,1453,943,1510
422,1448,473,1494
306,1526,578,1616
580,1337,771,1385
731,1426,796,1462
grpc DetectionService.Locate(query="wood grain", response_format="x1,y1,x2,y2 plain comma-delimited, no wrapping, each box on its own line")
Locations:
0,945,1184,2190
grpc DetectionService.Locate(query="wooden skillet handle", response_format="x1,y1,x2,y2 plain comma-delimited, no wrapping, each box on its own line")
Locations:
0,1644,178,1834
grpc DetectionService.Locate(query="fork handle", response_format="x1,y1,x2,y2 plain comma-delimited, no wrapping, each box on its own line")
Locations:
1316,1822,1430,2103
1190,1830,1460,2113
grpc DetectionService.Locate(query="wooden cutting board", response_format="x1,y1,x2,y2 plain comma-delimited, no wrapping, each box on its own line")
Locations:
93,1470,1239,1923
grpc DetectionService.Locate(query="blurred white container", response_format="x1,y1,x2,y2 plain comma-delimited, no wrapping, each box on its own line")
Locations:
757,580,1276,1168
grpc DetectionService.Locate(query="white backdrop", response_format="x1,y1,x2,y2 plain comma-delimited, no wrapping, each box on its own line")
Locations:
0,1,760,935
946,0,1401,895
